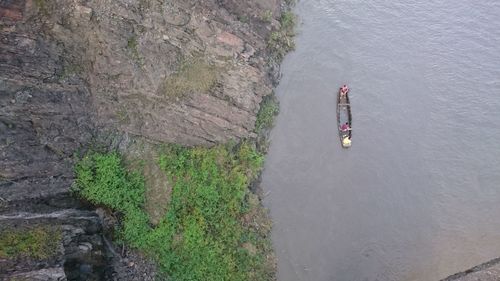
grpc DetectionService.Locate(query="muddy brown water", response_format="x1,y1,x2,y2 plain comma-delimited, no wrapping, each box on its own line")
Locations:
261,1,500,280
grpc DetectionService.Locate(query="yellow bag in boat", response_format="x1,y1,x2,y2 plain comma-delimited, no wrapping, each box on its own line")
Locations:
342,137,351,146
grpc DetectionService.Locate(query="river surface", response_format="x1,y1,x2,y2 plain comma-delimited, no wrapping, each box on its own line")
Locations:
261,1,500,280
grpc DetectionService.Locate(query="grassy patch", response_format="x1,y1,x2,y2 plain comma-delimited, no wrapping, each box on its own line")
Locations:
163,58,218,99
255,94,279,133
268,11,297,61
74,143,274,281
0,226,61,260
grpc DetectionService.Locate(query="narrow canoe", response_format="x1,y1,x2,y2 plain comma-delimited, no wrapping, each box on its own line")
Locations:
337,88,352,148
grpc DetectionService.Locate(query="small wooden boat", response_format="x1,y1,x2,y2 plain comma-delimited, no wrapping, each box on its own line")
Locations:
337,87,352,148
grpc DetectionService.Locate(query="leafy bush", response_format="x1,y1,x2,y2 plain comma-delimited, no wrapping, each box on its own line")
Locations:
155,143,265,281
280,11,296,31
74,144,273,281
74,152,151,247
74,152,145,212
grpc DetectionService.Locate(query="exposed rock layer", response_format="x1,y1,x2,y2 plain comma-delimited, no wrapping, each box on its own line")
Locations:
35,0,276,146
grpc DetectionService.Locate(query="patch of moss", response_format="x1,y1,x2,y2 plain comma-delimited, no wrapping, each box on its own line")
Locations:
0,226,61,260
163,58,218,99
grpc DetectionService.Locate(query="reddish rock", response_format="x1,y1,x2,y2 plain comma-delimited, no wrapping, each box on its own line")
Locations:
0,0,25,21
217,31,244,47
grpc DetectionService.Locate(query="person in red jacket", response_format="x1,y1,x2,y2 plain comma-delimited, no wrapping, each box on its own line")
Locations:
340,85,349,98
340,122,350,131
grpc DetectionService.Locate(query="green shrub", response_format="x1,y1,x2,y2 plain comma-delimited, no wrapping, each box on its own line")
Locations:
268,11,297,61
155,143,265,281
280,11,296,31
0,226,61,259
73,152,151,247
74,144,273,281
74,152,145,212
255,95,279,133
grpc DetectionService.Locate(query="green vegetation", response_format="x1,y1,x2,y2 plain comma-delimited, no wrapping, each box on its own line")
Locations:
154,143,270,281
116,107,130,124
255,94,279,133
268,11,297,61
0,226,61,259
34,0,49,16
74,152,149,248
280,11,296,31
237,15,249,24
74,143,274,281
163,58,218,99
127,36,138,51
261,10,273,22
127,35,143,65
58,63,83,81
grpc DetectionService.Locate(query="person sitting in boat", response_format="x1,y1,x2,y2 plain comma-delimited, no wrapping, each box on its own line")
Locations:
340,122,350,131
340,85,349,97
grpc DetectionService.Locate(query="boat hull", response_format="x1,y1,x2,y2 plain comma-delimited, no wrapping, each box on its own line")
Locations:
337,89,352,148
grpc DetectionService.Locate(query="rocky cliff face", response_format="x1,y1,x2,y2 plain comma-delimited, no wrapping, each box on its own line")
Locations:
0,0,282,279
29,0,277,146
